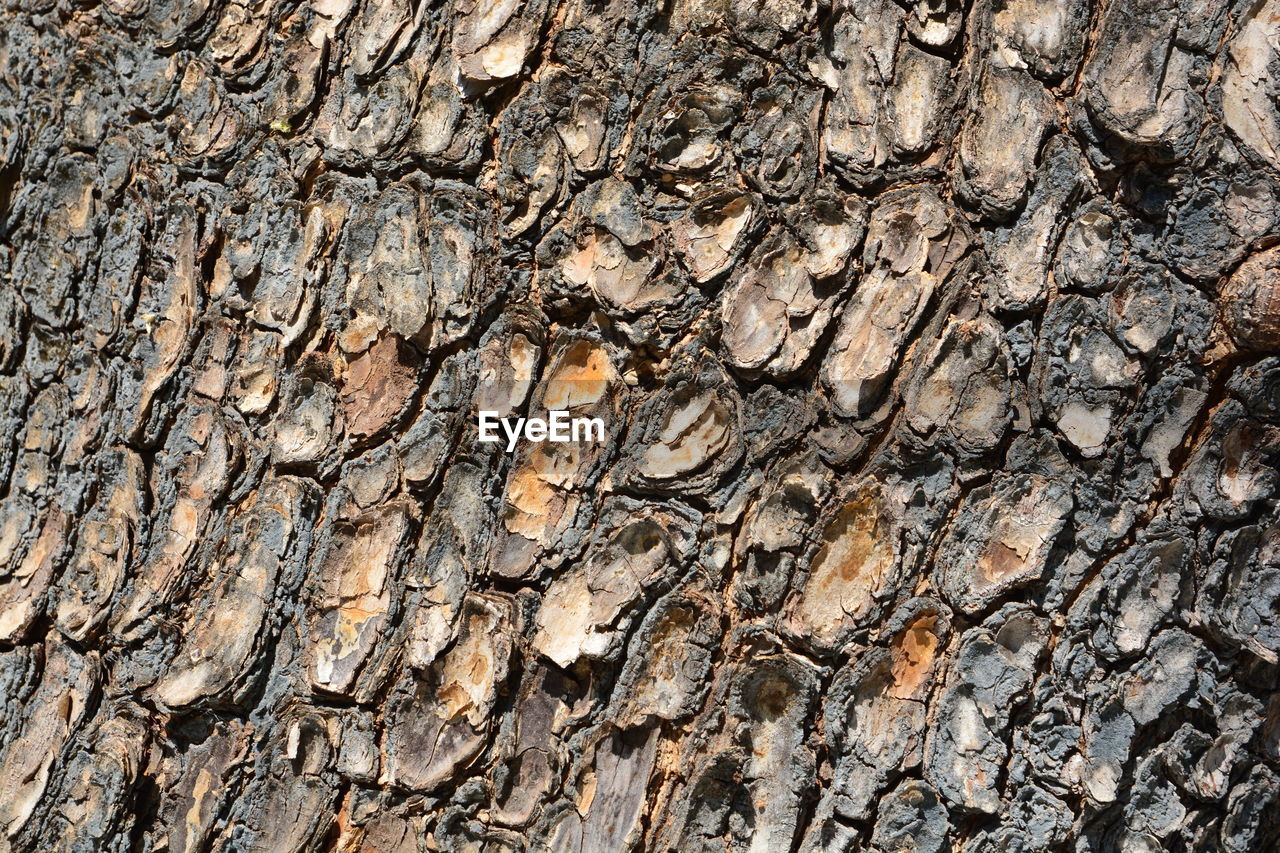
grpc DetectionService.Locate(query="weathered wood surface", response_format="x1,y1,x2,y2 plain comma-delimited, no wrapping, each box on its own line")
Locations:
2,0,1280,850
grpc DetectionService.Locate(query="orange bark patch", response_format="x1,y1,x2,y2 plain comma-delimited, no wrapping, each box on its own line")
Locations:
791,486,896,647
341,335,417,439
541,338,614,410
890,613,939,699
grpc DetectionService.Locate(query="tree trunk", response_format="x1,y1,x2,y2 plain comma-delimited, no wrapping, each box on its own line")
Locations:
4,0,1280,851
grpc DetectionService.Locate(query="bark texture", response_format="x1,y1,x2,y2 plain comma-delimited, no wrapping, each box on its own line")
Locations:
4,0,1280,851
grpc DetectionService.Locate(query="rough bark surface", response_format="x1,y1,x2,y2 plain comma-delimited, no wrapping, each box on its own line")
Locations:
4,0,1280,851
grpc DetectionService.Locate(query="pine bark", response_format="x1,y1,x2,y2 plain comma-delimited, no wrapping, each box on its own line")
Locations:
3,0,1280,851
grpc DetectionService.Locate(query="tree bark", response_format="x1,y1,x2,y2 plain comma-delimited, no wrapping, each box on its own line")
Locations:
3,0,1280,851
